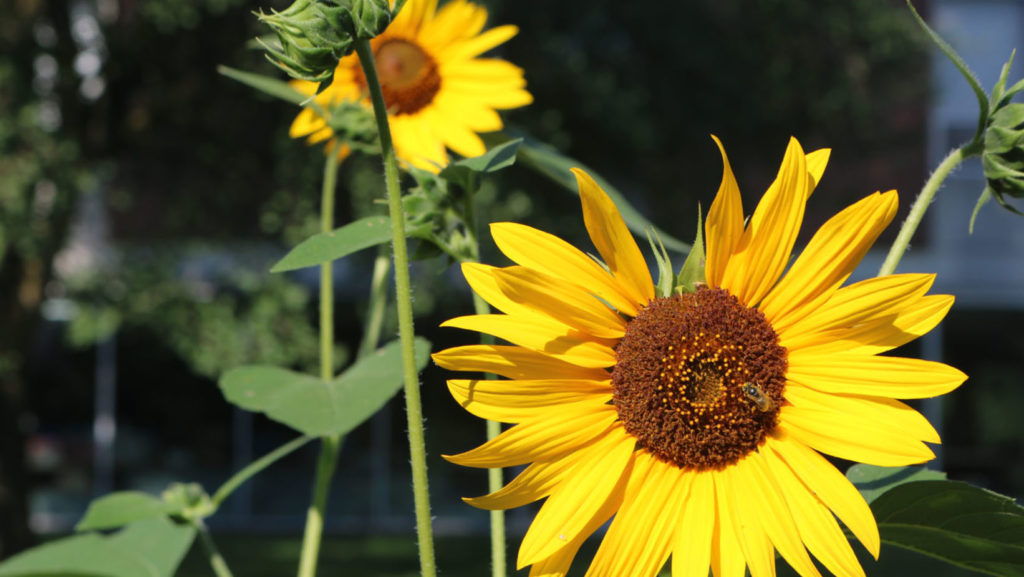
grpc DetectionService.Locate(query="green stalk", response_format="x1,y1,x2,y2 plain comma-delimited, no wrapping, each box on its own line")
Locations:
196,520,235,577
297,152,343,577
211,435,313,508
878,142,982,276
354,38,437,577
356,247,391,359
461,183,506,577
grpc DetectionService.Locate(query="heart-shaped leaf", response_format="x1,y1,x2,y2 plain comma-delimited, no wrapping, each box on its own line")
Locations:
0,517,195,577
219,337,431,436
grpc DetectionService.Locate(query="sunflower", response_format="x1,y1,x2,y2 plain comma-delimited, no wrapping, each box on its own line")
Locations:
433,137,967,577
288,0,532,171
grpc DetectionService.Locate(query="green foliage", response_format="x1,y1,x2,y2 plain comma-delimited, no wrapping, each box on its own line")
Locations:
848,463,948,504
217,66,309,106
507,130,689,254
271,215,395,272
76,492,182,532
646,230,674,299
219,337,430,437
873,481,1024,576
439,139,523,193
0,518,195,577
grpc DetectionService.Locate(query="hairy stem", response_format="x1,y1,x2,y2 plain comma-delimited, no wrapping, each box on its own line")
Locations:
355,38,437,577
879,143,981,276
196,521,234,577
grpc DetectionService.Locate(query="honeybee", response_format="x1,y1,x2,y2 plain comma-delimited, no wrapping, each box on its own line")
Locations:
741,382,773,412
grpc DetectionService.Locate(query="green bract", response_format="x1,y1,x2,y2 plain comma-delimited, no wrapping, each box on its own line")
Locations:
258,0,391,82
979,55,1024,224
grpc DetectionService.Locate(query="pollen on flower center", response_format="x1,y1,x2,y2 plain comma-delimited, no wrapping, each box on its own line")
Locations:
611,287,787,470
361,38,441,115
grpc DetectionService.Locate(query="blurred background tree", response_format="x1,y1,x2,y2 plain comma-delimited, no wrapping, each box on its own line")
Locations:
2,0,954,563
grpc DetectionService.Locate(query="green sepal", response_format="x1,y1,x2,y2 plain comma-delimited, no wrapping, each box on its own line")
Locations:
439,138,523,193
646,229,674,299
218,65,309,106
0,518,195,577
349,0,391,39
257,0,355,82
970,186,994,234
218,337,431,437
675,205,705,294
160,482,215,522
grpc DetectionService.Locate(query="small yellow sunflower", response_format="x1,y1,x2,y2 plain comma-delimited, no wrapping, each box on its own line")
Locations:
289,0,532,171
433,137,967,577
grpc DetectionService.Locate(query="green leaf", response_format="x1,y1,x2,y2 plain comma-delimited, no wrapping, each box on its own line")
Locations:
504,129,690,254
217,65,309,106
271,216,395,273
439,138,523,192
676,205,705,293
219,337,431,436
0,517,195,577
906,0,989,143
847,463,946,504
873,480,1024,576
76,491,180,532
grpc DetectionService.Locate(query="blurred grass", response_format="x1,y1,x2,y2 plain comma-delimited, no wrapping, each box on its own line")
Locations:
176,534,979,577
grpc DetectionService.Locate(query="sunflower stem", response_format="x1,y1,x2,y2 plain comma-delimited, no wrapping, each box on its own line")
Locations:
355,37,438,577
196,520,234,577
461,181,507,577
357,247,391,359
296,151,342,577
211,435,313,509
878,142,982,276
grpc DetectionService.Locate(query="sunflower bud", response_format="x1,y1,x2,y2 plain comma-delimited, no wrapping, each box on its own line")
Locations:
973,53,1024,228
981,103,1024,216
258,0,391,82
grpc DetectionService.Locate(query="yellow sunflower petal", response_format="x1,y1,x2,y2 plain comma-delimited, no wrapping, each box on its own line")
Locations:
787,353,967,399
465,433,601,510
759,190,898,331
741,453,822,577
443,404,618,468
433,90,504,131
440,24,518,61
766,433,880,558
424,105,487,158
441,314,617,368
760,447,866,577
718,464,776,577
574,168,656,307
459,263,626,339
779,411,936,466
671,471,715,577
779,273,936,348
704,135,746,289
518,430,636,567
720,137,810,307
790,294,954,357
527,472,627,577
431,344,611,381
289,107,327,139
490,222,640,316
419,0,485,43
784,384,940,443
586,453,690,577
806,148,831,192
446,378,612,423
711,470,748,577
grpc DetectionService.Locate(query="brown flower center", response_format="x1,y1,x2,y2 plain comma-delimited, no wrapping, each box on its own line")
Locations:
611,288,787,470
359,38,441,115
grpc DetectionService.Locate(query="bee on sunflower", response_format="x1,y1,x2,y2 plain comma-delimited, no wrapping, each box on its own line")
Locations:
434,136,967,577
